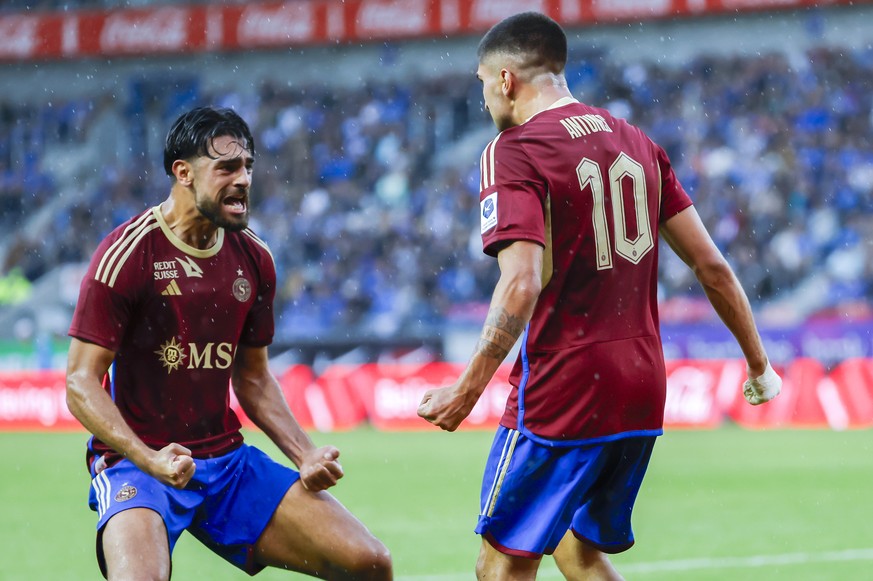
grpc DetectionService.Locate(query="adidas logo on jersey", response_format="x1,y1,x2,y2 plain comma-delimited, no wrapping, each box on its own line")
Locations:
161,280,182,296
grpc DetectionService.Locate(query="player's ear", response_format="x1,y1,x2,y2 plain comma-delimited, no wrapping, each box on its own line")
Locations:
500,68,516,99
172,159,193,186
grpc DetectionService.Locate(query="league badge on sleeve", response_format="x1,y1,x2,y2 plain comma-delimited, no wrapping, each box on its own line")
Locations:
481,192,498,234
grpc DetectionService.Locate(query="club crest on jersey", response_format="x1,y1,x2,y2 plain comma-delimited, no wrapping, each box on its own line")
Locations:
480,192,498,234
155,337,187,374
115,485,137,502
233,277,252,302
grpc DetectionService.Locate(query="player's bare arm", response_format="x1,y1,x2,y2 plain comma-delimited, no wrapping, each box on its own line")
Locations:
231,345,343,491
479,306,527,360
662,206,781,403
418,241,543,431
661,207,767,373
65,338,195,488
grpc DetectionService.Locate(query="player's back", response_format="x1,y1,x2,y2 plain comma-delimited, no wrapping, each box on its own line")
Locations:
525,100,666,348
480,98,692,441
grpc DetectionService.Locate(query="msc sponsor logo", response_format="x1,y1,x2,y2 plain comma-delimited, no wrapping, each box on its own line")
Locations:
188,342,235,370
155,338,186,373
155,338,236,373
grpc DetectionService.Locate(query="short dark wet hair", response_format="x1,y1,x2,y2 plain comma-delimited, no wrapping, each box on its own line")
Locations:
163,106,255,176
477,11,567,74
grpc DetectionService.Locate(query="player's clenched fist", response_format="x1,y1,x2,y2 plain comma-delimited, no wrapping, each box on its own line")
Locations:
148,443,196,489
299,446,344,492
417,384,477,432
743,362,782,405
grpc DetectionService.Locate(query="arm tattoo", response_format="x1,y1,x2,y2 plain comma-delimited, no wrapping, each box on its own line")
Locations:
477,307,526,361
485,307,526,337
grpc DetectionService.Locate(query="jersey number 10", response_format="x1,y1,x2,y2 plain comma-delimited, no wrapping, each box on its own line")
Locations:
577,152,654,270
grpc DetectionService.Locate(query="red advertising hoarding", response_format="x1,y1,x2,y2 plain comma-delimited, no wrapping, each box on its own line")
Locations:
4,358,873,432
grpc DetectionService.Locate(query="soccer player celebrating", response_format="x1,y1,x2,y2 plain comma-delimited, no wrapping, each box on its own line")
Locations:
417,12,781,581
66,106,392,580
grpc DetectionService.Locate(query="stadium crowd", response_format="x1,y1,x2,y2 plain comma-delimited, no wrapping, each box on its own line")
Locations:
1,44,872,340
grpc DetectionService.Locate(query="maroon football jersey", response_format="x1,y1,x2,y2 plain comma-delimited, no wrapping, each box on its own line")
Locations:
69,207,276,459
479,98,693,442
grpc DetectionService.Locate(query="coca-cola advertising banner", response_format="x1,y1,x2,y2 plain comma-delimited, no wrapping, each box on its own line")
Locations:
3,358,873,431
0,0,864,61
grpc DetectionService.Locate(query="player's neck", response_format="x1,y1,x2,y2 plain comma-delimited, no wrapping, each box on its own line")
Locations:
514,83,573,125
159,197,221,250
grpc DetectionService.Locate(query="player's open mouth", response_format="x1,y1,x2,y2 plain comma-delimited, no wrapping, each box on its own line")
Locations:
223,196,247,215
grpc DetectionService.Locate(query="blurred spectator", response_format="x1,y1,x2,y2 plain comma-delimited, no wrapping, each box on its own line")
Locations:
1,45,872,339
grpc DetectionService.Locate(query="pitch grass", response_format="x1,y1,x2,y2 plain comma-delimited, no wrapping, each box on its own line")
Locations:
1,427,870,580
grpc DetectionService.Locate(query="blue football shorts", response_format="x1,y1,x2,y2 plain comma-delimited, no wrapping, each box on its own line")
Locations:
88,443,299,576
475,426,656,558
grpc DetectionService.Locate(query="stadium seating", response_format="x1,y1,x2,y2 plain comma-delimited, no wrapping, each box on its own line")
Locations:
1,17,872,350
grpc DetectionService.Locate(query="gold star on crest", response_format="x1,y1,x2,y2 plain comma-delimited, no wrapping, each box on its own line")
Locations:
155,338,186,374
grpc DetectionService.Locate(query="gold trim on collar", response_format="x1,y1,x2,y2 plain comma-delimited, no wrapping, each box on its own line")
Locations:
152,206,224,258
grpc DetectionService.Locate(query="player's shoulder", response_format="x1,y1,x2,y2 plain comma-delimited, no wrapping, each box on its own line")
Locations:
480,123,526,167
582,102,656,147
230,227,275,265
89,207,162,288
99,207,159,247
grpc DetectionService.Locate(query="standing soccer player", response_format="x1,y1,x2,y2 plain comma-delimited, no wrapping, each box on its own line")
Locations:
66,106,392,580
417,12,781,581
